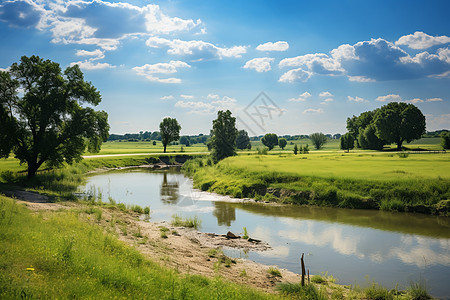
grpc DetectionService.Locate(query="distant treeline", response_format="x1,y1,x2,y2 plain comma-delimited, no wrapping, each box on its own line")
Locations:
108,130,447,143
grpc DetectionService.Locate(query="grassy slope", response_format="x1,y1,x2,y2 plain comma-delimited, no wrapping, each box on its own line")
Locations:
0,195,274,299
183,153,450,214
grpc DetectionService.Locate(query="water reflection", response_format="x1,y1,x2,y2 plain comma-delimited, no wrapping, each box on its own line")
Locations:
213,202,236,226
160,172,179,204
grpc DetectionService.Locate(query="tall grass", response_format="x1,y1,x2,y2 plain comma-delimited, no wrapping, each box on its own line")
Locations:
0,195,273,299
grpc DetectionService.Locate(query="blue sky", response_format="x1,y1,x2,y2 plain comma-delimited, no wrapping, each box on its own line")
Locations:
1,0,449,135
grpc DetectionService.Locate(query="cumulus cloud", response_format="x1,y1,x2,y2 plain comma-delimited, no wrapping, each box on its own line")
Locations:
302,108,323,114
75,49,105,60
376,94,403,102
180,94,194,99
278,68,311,83
319,91,333,97
427,97,443,102
70,60,115,70
0,1,202,51
256,41,289,52
288,92,311,102
396,31,450,50
407,98,424,104
347,96,367,103
279,34,450,82
321,98,334,105
279,53,343,75
146,37,247,60
132,60,190,83
243,57,274,72
175,94,237,114
160,95,174,100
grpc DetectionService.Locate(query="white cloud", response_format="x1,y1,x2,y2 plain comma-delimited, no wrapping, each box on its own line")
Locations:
70,60,115,70
279,68,311,83
0,67,10,72
396,31,450,50
180,94,194,99
376,94,402,102
175,94,237,114
302,108,323,114
1,1,202,51
132,60,190,83
206,94,220,100
319,91,333,97
160,95,174,100
256,41,289,52
146,37,247,59
243,57,274,72
279,53,343,75
427,97,443,102
406,98,424,104
347,96,367,102
288,92,311,102
426,113,450,130
279,35,450,83
75,49,105,59
348,76,376,82
321,98,334,105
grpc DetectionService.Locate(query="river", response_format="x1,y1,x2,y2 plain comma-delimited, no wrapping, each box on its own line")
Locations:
81,168,450,298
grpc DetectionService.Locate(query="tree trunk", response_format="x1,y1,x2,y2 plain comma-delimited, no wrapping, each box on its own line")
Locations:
163,144,167,153
397,140,402,150
27,162,38,178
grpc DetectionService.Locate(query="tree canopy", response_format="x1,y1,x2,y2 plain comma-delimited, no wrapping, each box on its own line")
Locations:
261,133,278,150
210,110,238,162
236,130,251,150
159,117,181,153
340,133,354,152
0,55,109,177
310,132,327,150
374,102,426,149
278,138,287,150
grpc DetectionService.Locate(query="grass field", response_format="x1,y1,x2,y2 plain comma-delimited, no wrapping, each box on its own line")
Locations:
183,152,450,214
0,195,273,299
89,141,208,155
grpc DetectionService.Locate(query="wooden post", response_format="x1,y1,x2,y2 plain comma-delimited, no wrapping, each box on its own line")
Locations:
301,253,306,286
308,269,310,284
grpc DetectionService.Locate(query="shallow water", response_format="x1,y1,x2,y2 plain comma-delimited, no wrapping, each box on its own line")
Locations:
82,168,450,298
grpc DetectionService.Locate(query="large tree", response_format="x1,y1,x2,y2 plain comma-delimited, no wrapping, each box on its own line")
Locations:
278,138,287,150
261,133,278,150
340,133,354,152
310,132,327,150
159,117,181,153
236,129,251,150
210,110,238,162
0,56,109,178
374,102,426,150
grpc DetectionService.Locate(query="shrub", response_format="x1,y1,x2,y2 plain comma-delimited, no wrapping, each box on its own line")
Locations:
267,267,282,277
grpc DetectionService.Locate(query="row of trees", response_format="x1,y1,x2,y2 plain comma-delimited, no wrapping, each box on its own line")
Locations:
346,102,426,150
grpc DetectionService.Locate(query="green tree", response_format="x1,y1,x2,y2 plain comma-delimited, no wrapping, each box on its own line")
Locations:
442,132,450,149
261,133,278,150
210,110,238,162
160,118,181,153
310,132,327,150
179,136,190,146
358,124,385,150
0,56,109,178
236,130,251,150
293,144,298,155
278,138,287,150
340,133,354,152
374,102,426,150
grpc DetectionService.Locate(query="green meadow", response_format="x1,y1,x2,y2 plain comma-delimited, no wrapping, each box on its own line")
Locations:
88,141,208,155
183,152,450,214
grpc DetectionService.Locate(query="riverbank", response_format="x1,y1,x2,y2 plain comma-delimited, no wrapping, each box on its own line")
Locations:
0,193,366,299
182,154,450,215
